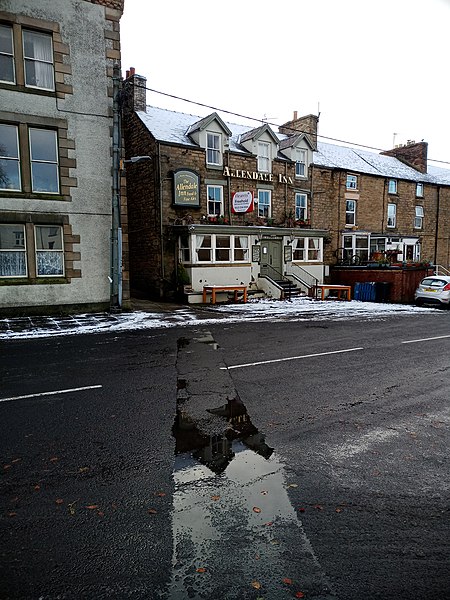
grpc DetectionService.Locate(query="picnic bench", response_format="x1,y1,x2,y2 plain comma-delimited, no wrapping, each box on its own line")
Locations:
202,285,248,305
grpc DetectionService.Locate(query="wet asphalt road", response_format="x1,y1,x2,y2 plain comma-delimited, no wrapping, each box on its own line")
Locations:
0,311,449,599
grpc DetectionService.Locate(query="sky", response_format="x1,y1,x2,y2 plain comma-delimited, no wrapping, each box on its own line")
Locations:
119,0,450,166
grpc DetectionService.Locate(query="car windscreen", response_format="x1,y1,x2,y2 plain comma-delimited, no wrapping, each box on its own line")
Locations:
421,278,447,287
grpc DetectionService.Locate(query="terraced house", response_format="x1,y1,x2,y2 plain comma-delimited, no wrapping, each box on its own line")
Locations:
123,72,449,304
0,0,128,315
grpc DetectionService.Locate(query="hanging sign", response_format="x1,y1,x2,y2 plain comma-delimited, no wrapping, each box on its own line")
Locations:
232,191,254,213
173,169,200,207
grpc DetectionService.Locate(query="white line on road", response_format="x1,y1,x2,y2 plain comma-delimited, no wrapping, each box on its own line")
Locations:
401,334,450,344
221,347,364,370
0,385,102,403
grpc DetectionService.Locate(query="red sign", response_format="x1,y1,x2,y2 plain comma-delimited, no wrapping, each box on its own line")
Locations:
232,191,254,213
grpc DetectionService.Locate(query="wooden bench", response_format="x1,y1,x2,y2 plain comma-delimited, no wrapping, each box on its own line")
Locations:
202,285,248,305
315,284,352,301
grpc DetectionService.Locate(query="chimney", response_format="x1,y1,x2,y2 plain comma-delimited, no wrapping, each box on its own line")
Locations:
381,141,428,173
123,67,147,113
279,112,319,148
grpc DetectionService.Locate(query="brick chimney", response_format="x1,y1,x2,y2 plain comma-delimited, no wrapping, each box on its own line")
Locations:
381,140,428,173
279,112,319,148
123,67,147,113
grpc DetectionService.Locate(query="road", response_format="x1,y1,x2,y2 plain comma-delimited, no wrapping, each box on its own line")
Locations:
1,311,449,599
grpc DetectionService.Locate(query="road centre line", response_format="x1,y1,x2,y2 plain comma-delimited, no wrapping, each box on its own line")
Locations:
402,334,450,344
0,385,102,403
221,347,364,370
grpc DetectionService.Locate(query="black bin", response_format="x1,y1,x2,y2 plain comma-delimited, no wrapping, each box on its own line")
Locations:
375,282,391,302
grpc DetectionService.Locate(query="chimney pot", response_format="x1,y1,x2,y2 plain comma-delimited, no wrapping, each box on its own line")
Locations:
293,111,298,120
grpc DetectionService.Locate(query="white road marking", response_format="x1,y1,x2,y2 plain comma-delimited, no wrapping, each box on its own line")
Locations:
402,334,450,344
0,385,102,403
221,347,364,370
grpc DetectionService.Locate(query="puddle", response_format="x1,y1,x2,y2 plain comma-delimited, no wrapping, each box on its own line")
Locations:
170,332,335,598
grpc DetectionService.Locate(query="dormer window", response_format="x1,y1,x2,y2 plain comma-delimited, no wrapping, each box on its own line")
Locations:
295,149,307,178
258,142,270,172
388,179,397,194
207,132,221,166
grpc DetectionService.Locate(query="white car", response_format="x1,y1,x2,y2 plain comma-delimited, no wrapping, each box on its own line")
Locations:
414,275,450,307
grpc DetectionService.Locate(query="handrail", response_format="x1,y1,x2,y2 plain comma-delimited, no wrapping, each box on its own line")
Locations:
259,265,296,300
287,263,319,293
434,264,450,276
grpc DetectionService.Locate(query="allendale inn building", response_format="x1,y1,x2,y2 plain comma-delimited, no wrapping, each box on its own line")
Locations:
123,70,450,304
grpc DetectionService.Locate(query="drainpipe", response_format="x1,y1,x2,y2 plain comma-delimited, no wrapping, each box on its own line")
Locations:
110,63,122,311
382,179,387,231
227,151,232,225
158,141,165,298
433,186,440,266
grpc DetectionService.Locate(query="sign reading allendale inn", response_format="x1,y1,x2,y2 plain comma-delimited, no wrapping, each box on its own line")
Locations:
173,169,200,206
223,166,293,184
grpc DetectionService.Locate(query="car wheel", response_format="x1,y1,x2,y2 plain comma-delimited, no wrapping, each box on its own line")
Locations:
415,298,424,306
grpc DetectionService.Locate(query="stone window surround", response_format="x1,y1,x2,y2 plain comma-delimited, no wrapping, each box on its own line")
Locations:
0,111,77,201
0,211,80,284
0,11,72,99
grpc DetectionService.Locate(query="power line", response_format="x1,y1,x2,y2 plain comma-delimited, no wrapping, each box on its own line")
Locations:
137,84,450,166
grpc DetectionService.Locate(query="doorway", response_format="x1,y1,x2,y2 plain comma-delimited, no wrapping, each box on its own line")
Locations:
260,239,283,279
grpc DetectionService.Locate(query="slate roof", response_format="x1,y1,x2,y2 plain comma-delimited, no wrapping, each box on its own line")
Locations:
136,105,450,185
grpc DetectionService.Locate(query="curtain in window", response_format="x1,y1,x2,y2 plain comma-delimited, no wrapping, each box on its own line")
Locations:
23,31,54,90
36,251,63,275
0,252,26,276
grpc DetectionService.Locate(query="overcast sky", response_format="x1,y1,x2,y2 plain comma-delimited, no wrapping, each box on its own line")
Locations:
120,0,450,166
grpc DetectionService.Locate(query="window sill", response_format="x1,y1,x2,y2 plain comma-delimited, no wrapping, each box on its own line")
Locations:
0,277,68,286
0,192,67,201
0,81,56,96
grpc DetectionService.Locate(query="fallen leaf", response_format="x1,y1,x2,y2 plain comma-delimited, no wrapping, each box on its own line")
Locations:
78,467,89,473
49,457,58,462
335,507,343,513
3,464,12,470
155,491,166,497
211,495,220,501
34,485,41,491
295,592,305,598
196,567,206,573
85,505,99,510
253,506,262,513
8,512,17,517
264,521,273,526
11,458,21,464
287,483,298,488
298,507,306,513
10,497,19,503
97,510,105,517
148,508,157,514
313,504,323,511
55,498,64,505
282,577,293,585
68,500,78,516
251,581,262,589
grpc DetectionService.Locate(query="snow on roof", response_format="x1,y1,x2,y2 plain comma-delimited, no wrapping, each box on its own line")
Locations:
136,106,450,185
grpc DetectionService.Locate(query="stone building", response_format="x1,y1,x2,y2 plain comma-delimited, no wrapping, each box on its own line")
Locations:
123,72,449,304
123,72,328,302
0,0,129,315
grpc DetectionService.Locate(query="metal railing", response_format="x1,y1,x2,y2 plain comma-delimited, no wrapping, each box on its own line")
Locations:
286,263,319,295
434,264,450,276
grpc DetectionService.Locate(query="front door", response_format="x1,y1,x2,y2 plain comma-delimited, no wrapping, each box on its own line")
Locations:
260,239,283,279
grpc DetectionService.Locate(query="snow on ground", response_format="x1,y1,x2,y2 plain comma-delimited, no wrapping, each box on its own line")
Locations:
0,297,441,341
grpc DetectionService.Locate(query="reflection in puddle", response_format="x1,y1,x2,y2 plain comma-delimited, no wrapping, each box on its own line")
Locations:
170,399,310,598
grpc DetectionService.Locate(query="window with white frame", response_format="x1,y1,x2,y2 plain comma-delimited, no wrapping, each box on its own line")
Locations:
35,225,64,276
0,224,27,277
387,203,396,227
257,190,271,218
0,124,21,190
414,205,424,229
295,193,307,221
23,29,55,91
0,24,15,84
179,234,190,262
206,132,221,166
416,182,424,197
295,149,307,178
343,234,369,263
346,174,358,190
193,234,249,264
207,185,223,216
345,199,356,225
257,142,270,172
388,179,397,194
293,237,322,262
29,128,59,193
0,24,55,91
